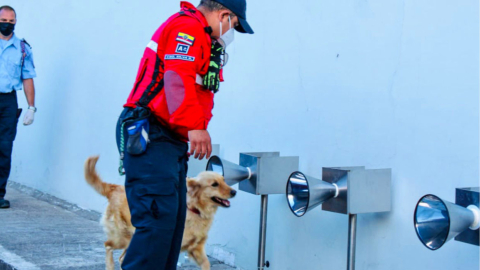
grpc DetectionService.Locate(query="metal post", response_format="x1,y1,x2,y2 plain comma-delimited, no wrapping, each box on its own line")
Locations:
258,195,268,270
347,214,357,270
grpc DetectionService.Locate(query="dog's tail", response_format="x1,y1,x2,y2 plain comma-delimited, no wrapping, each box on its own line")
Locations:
84,156,112,198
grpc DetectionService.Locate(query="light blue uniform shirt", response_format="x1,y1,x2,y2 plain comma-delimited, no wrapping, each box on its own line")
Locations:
0,33,36,93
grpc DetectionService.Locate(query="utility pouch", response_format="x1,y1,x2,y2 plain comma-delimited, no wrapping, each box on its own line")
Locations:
123,107,151,155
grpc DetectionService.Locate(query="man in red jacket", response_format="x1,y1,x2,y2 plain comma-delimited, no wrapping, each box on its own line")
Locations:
116,1,253,269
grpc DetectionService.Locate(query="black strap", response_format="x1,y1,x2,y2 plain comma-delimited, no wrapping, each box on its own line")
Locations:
204,26,213,35
137,56,164,108
138,79,164,108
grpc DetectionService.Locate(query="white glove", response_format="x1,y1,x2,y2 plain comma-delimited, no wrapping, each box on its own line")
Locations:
23,108,35,126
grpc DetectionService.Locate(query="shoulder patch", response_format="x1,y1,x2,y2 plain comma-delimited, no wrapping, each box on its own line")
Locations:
175,43,190,54
165,54,195,62
176,32,195,46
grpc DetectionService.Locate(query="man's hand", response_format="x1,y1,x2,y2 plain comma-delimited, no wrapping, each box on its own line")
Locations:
23,108,34,126
188,130,212,160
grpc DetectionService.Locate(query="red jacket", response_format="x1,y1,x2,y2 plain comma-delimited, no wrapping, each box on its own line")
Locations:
125,2,214,141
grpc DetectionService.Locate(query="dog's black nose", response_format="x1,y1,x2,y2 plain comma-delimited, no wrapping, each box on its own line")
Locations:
230,190,237,197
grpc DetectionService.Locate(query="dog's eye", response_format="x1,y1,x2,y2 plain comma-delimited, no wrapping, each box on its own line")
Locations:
212,182,219,187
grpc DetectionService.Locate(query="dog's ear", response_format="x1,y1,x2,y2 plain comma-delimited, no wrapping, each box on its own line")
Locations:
187,178,201,197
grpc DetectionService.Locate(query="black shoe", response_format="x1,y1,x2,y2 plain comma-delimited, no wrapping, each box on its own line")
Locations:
0,199,10,209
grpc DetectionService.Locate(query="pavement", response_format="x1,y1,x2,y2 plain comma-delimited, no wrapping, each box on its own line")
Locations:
0,182,236,270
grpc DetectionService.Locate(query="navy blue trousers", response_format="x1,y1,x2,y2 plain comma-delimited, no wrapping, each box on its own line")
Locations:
0,91,18,199
116,108,188,270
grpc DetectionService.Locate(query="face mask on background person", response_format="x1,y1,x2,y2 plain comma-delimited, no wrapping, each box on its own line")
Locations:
0,22,14,36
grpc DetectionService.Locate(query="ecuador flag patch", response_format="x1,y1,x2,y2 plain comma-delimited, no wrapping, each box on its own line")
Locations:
176,32,195,46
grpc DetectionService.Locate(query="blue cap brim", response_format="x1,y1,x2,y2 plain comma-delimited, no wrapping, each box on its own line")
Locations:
235,17,254,34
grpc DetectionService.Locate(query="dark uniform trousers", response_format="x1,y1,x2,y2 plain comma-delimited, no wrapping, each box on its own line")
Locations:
116,108,189,270
0,91,18,199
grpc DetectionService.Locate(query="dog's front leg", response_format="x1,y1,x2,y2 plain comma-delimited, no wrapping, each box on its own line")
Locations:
105,245,115,270
189,248,210,270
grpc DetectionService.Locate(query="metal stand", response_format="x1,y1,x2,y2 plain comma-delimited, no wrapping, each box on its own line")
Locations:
347,214,357,270
258,195,268,270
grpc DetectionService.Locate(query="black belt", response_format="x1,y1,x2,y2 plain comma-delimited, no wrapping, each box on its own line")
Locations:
0,91,15,95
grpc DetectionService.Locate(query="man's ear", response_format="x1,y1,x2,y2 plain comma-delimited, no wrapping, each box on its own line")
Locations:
219,10,230,20
187,178,201,197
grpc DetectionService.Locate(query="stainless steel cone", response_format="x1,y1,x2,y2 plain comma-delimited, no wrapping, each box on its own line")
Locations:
286,171,337,217
206,155,251,186
414,194,476,250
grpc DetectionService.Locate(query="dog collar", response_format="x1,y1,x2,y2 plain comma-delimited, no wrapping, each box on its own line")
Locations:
188,207,201,215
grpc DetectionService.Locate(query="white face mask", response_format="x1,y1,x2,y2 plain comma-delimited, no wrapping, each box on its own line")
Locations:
219,15,235,48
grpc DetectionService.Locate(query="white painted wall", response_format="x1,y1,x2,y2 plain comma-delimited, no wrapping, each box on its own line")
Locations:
7,0,479,269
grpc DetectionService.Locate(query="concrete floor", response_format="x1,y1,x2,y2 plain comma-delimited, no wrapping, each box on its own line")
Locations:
0,182,235,270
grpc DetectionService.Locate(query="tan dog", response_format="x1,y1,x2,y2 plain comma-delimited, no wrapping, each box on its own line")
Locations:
84,156,236,270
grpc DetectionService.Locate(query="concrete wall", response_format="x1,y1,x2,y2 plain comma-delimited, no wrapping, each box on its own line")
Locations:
7,0,479,269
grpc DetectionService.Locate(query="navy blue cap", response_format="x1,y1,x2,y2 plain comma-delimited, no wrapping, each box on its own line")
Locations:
212,0,254,34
